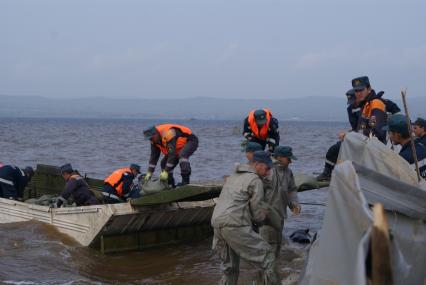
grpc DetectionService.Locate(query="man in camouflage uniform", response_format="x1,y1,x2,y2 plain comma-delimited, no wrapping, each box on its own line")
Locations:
260,146,301,256
211,151,281,285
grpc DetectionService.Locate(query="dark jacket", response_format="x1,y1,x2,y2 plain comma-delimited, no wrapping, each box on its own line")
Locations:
357,90,387,143
399,141,426,179
243,117,280,151
57,173,98,207
416,135,426,146
347,104,361,131
0,165,29,198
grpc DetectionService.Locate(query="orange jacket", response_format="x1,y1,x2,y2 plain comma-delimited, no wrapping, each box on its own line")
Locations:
247,109,272,140
155,124,193,155
361,98,386,118
104,168,132,196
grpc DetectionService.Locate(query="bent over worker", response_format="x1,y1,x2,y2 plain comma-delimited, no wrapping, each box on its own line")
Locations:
243,109,280,151
0,165,34,200
211,151,281,285
143,124,198,187
57,164,98,207
102,164,141,203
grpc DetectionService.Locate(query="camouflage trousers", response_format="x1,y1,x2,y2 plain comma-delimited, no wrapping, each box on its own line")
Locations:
259,224,284,257
212,226,280,285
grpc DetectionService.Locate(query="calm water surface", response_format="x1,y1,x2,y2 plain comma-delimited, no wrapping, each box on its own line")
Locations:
0,118,347,284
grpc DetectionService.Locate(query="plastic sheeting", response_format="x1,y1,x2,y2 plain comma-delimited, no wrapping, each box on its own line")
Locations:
301,133,426,285
338,132,426,188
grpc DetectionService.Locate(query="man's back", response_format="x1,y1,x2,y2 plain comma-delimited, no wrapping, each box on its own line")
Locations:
211,163,264,228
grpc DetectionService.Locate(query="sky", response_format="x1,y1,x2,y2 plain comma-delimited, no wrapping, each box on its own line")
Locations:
1,0,425,99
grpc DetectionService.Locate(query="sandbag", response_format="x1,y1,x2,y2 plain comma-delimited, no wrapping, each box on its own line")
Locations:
294,173,329,191
140,178,170,196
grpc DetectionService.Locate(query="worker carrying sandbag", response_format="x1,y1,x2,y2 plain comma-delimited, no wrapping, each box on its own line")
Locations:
57,163,98,207
102,164,142,203
0,165,34,200
243,109,280,152
143,124,198,187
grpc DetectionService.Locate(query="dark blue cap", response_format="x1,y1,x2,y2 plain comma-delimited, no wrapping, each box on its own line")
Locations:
252,150,273,167
413,117,426,128
254,109,267,125
351,76,370,92
272,146,297,160
384,114,410,136
24,166,34,177
245,142,263,153
346,88,355,105
143,126,157,140
60,163,73,174
130,163,141,173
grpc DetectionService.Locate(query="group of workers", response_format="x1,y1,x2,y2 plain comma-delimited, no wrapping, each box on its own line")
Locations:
0,75,425,284
210,75,426,285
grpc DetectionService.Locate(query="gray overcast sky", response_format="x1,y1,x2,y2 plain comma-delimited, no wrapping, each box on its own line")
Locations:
1,0,425,99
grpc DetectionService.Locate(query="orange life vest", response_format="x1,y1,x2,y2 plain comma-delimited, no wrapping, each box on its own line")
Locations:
104,168,132,196
361,99,386,118
154,124,193,155
248,109,272,140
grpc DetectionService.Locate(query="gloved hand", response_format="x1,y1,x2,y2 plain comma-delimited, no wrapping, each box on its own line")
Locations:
159,170,169,181
144,172,152,182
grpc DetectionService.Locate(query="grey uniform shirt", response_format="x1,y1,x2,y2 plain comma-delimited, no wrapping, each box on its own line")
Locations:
263,162,299,221
211,163,266,228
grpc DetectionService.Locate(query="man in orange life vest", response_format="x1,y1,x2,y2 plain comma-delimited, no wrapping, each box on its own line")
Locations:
243,109,280,152
143,124,199,187
352,76,387,143
102,164,141,204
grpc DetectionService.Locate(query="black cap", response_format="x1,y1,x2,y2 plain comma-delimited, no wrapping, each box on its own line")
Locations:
130,163,141,173
351,76,370,92
254,109,267,125
24,166,34,178
413,117,426,129
252,150,273,168
272,146,297,160
60,163,73,174
346,88,355,105
384,114,410,137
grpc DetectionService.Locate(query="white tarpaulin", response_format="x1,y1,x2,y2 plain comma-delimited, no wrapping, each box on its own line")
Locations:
338,132,426,188
301,133,426,285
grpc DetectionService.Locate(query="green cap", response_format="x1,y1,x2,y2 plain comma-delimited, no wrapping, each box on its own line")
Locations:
384,114,410,137
272,146,297,160
245,142,263,153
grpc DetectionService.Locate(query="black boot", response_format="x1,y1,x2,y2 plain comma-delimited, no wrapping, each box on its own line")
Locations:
179,175,190,186
316,164,333,181
168,174,176,188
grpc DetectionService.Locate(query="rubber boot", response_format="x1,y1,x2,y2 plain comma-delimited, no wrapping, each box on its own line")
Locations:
177,175,190,187
168,174,176,188
316,163,333,182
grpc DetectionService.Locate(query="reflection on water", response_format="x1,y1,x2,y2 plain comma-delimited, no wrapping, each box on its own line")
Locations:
0,118,345,284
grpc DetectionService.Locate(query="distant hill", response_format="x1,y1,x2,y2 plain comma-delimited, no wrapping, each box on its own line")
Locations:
0,95,424,121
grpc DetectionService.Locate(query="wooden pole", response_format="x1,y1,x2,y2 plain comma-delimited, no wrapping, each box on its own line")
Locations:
401,90,421,182
372,203,393,285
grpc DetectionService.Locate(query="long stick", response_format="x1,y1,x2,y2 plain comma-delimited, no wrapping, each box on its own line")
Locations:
401,90,421,182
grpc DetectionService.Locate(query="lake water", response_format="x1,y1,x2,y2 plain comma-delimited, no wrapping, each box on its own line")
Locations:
0,118,348,284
